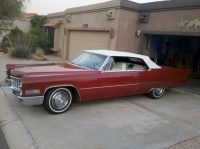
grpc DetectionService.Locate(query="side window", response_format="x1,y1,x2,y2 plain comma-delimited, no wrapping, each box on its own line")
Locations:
129,57,149,70
107,56,149,71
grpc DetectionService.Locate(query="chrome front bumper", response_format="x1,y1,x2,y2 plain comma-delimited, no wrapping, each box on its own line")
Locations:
18,96,44,106
4,77,11,86
11,89,44,106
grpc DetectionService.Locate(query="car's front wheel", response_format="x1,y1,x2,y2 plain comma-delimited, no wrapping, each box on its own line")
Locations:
43,88,72,114
148,87,165,99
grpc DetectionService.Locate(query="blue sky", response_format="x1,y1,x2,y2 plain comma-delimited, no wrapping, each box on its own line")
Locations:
26,0,163,15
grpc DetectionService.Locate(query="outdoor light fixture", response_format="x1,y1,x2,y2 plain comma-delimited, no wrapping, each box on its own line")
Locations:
136,30,141,37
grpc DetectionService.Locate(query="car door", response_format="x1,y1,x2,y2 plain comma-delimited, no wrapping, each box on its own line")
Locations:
136,69,164,94
99,69,137,100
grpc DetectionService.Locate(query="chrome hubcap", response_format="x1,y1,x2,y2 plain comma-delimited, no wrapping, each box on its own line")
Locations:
52,91,69,109
154,88,164,96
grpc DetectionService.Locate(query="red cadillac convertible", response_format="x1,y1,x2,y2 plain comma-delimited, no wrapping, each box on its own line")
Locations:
5,50,189,114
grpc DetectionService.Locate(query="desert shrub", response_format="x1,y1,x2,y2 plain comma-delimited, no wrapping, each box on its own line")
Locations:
1,27,23,49
9,46,32,59
1,47,9,54
9,33,35,59
29,27,51,54
2,36,11,47
34,48,44,57
9,27,23,36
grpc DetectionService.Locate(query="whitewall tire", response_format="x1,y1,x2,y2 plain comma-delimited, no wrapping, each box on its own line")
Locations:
148,87,165,99
43,88,72,114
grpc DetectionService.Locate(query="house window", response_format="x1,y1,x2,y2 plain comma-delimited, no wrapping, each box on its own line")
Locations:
47,27,54,48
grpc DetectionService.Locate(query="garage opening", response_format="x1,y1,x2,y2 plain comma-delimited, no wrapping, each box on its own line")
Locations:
143,34,200,79
68,30,110,60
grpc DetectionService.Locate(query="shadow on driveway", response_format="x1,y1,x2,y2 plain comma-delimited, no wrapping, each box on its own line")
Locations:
0,127,9,149
177,78,200,95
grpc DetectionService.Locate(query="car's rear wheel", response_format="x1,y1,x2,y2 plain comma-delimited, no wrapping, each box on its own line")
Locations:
43,88,72,114
148,87,165,99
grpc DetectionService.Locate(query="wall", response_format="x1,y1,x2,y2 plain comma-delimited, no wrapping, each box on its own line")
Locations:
138,8,200,33
13,19,31,33
116,9,139,53
63,9,121,58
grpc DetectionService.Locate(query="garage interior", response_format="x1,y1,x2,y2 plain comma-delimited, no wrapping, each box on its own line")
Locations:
143,34,200,79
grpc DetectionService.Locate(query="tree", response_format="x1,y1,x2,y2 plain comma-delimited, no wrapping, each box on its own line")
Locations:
29,27,51,54
31,15,47,28
0,0,27,34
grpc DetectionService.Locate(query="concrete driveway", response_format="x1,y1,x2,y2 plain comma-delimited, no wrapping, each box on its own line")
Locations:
1,86,200,149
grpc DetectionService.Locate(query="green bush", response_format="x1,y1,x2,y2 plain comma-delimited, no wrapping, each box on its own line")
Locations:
9,33,35,59
31,15,47,28
35,48,44,57
29,27,51,54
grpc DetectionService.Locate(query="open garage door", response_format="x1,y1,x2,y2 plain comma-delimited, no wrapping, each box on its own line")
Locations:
68,31,109,60
143,34,200,78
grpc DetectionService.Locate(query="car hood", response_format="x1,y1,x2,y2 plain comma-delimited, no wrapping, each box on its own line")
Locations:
6,62,60,78
10,63,91,78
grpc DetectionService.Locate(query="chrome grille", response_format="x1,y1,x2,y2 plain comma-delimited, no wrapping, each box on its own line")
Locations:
11,77,21,91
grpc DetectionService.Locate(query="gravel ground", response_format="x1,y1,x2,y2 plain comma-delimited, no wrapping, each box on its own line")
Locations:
0,52,65,62
0,52,10,60
165,136,200,149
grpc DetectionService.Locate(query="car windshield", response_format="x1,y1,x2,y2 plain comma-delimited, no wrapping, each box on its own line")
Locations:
70,52,107,70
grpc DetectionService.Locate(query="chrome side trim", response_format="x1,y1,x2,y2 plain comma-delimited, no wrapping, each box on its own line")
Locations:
80,84,137,90
104,70,145,72
17,96,44,106
100,84,137,88
80,87,99,90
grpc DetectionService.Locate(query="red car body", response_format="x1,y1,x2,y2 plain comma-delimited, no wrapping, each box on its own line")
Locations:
5,50,189,114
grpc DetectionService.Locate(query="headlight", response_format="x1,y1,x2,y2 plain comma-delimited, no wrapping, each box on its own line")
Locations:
20,90,22,96
25,89,40,95
19,83,22,88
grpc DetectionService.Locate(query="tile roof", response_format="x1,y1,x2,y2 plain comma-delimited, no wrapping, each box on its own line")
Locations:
43,22,61,28
21,13,37,19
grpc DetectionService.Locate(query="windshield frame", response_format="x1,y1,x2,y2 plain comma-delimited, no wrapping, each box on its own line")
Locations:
68,51,109,71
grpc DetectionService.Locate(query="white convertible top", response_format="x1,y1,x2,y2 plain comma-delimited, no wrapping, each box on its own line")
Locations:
84,50,161,69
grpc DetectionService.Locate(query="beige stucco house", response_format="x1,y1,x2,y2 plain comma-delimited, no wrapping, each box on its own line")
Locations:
45,0,200,75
